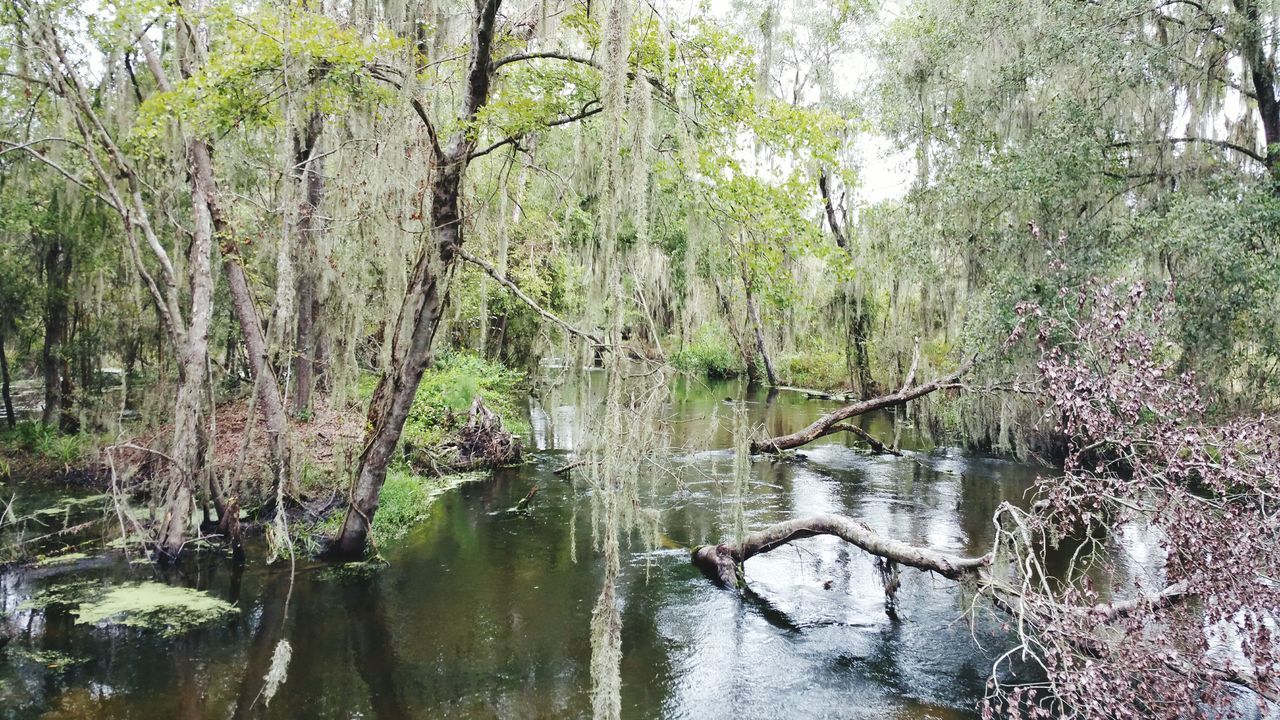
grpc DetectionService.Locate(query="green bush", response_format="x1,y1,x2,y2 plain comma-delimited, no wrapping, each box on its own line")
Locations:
670,326,744,378
779,351,848,390
401,352,528,452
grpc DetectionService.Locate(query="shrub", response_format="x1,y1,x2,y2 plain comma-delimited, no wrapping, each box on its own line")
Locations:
401,352,528,452
670,326,743,378
778,351,847,390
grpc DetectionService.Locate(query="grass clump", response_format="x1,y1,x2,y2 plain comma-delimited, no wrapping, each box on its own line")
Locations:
0,422,97,469
670,326,743,378
370,469,484,545
318,469,486,548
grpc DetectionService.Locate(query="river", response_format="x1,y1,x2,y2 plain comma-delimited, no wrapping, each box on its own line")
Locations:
0,372,1061,719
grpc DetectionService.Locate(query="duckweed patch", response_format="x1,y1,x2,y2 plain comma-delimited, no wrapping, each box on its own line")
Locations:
72,582,237,636
316,560,387,584
33,552,89,567
30,494,109,518
20,581,100,610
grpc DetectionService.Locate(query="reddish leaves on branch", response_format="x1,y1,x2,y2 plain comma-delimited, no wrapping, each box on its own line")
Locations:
995,280,1279,718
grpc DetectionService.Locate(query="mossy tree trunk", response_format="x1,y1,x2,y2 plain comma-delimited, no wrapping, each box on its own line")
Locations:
331,0,503,558
40,236,70,429
292,110,326,416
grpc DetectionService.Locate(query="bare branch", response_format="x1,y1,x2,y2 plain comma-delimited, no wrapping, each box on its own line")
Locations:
458,248,603,347
692,513,991,588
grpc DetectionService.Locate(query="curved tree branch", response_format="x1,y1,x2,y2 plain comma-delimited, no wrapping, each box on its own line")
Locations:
691,513,991,588
751,355,976,453
458,248,603,347
469,102,604,160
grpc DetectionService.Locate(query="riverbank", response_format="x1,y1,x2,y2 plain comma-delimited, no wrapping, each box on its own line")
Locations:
0,353,531,564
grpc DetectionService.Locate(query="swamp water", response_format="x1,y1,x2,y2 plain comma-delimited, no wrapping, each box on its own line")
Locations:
0,374,1104,719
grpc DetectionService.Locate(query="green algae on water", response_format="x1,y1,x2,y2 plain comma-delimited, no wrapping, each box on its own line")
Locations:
71,582,237,636
33,551,89,567
19,581,100,610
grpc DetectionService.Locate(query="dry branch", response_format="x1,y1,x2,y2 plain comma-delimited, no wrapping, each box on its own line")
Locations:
458,249,603,347
751,355,976,453
691,512,990,588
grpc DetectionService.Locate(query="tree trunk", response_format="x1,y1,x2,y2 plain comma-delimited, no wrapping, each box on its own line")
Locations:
1236,0,1280,190
157,138,218,561
0,331,14,428
818,170,848,249
847,291,873,396
331,0,503,558
40,237,70,428
711,274,758,381
223,253,291,496
744,287,777,386
292,111,325,416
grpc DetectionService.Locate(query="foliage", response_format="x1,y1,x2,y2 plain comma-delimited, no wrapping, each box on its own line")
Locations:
984,282,1280,717
401,353,527,453
778,350,846,390
669,325,743,378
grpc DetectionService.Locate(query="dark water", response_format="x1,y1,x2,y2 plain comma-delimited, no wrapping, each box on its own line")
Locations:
0,374,1060,719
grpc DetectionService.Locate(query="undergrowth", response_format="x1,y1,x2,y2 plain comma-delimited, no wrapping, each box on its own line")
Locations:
400,352,528,452
670,325,743,378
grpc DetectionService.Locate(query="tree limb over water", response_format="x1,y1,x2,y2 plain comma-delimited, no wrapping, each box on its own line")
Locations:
458,249,604,348
690,512,990,588
750,354,976,454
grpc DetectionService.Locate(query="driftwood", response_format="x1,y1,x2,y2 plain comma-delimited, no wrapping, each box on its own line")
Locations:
691,512,990,589
454,396,522,467
751,352,976,454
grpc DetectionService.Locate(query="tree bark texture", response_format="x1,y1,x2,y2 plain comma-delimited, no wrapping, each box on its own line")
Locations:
40,237,70,428
292,110,326,415
331,0,503,558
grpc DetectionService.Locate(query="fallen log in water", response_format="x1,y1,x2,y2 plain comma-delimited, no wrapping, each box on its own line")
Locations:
751,354,975,454
691,513,990,589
